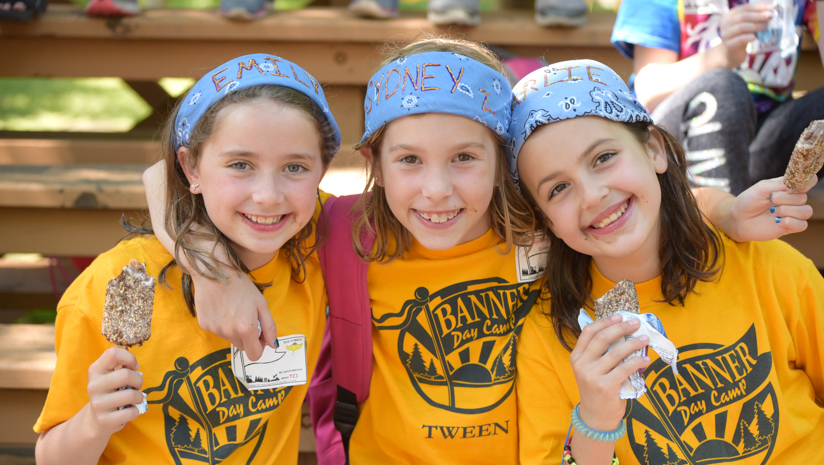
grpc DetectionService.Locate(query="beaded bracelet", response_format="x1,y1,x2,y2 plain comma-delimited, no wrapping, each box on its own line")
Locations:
570,403,627,442
563,444,619,465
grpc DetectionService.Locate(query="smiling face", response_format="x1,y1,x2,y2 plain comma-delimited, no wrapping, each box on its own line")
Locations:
517,116,669,282
369,113,498,251
179,100,325,270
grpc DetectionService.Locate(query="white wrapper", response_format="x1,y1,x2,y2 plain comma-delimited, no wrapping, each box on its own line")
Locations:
578,310,679,399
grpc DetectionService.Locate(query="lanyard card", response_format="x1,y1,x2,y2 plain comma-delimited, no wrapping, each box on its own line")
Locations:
231,334,308,391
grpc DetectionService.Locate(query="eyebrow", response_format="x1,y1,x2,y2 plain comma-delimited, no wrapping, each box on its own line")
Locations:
534,138,615,190
218,150,318,161
387,141,488,153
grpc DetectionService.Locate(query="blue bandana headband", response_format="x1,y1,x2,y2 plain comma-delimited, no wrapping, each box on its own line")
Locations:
174,53,341,154
361,51,512,143
507,59,652,187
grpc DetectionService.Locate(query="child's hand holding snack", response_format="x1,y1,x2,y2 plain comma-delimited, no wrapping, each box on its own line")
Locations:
86,347,144,437
715,3,773,68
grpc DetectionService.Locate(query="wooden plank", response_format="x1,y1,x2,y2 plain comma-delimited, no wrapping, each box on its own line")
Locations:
0,324,55,390
2,37,818,90
0,38,383,85
0,164,149,209
0,138,160,165
0,207,145,255
0,389,46,444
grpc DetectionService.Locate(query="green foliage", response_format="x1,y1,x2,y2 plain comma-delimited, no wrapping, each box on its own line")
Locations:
0,77,152,132
13,309,57,325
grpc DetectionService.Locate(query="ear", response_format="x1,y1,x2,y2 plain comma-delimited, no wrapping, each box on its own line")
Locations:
177,147,201,191
359,147,383,187
647,126,669,175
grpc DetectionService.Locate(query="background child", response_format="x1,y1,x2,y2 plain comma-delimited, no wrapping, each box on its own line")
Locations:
33,53,340,465
509,59,824,464
611,0,823,194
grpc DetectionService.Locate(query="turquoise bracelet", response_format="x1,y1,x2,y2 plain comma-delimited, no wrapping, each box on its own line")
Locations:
570,403,627,442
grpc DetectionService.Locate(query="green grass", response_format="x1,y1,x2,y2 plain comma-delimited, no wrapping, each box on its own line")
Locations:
0,77,152,132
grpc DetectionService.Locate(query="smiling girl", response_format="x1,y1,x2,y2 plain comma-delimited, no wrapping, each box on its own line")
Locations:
33,54,339,465
509,60,824,465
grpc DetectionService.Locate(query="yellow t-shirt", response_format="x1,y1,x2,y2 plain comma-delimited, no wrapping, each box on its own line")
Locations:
517,234,824,464
34,235,327,464
349,229,546,464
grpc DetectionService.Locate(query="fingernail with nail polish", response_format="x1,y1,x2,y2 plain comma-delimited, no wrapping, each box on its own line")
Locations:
274,338,279,349
775,217,781,223
770,206,776,214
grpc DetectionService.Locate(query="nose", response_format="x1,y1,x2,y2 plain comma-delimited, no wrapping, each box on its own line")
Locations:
579,178,608,211
421,164,453,200
250,171,285,206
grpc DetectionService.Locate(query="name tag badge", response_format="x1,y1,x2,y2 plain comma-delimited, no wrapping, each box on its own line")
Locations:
231,334,308,392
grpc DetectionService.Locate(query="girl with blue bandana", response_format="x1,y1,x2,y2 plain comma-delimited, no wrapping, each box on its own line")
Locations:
34,54,339,465
511,60,824,465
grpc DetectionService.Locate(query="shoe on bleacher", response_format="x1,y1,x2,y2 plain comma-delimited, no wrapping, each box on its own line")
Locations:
84,0,139,17
534,0,587,27
218,0,267,21
427,0,480,26
349,0,398,19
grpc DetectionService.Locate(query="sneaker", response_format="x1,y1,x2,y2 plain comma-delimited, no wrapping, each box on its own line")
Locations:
427,0,480,26
534,0,587,27
218,0,266,21
348,0,398,19
84,0,138,17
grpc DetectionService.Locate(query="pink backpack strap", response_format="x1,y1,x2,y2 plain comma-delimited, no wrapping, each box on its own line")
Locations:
309,194,374,464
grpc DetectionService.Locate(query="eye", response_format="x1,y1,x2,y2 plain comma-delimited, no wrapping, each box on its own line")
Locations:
455,153,474,162
231,161,249,170
594,152,616,166
285,163,306,174
400,155,419,164
549,183,568,199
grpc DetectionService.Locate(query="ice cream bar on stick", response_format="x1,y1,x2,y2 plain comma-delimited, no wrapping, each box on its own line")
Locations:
102,259,156,349
594,279,640,320
783,120,824,192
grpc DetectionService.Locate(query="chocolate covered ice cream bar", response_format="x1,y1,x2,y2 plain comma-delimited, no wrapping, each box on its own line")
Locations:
784,120,824,192
594,280,640,320
102,259,156,348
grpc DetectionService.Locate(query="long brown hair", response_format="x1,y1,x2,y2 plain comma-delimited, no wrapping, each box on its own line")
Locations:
523,122,724,351
126,85,337,316
352,36,537,262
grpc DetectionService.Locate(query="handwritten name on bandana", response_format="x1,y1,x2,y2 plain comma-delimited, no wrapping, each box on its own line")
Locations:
361,52,512,144
507,59,652,186
174,53,341,154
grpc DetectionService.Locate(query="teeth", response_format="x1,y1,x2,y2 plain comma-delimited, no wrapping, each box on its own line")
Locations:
417,210,460,224
244,214,284,225
592,201,628,229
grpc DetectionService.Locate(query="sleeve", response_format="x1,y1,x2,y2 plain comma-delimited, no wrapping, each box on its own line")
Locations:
611,0,682,60
788,260,824,400
516,313,577,465
33,296,110,433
